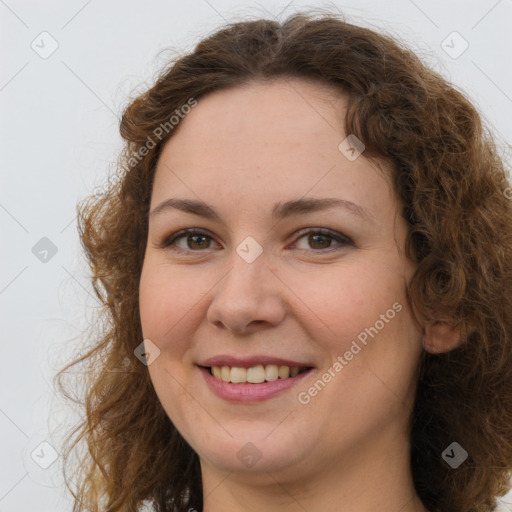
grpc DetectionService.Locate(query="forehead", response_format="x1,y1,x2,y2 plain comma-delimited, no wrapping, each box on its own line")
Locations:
165,78,347,149
152,78,394,217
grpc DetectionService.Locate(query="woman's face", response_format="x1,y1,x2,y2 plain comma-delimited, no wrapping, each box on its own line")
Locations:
139,78,423,481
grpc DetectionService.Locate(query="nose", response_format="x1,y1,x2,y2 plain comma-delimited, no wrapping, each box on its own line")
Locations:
206,250,286,335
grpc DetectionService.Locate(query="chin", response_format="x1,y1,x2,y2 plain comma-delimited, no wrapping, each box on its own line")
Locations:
188,424,313,475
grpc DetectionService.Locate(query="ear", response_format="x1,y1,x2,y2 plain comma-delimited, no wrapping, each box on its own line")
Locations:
422,322,464,354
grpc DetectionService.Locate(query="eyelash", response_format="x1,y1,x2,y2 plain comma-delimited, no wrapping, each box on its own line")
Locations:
159,227,353,254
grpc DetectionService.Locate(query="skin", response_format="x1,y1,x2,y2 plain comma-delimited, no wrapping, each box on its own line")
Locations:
138,78,442,512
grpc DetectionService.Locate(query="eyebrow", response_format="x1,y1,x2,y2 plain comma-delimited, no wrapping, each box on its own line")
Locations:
150,197,373,223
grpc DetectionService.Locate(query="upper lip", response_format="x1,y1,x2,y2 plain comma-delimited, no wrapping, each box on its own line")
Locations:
199,355,315,368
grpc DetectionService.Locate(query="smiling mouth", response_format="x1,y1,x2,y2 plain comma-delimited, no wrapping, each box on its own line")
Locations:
207,364,312,384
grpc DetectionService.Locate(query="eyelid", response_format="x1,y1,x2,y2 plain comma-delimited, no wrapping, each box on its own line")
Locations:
159,227,353,253
158,228,220,251
290,227,353,249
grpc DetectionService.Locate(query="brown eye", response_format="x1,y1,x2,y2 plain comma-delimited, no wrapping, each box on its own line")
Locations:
161,229,218,252
293,229,352,251
183,234,211,250
306,233,333,249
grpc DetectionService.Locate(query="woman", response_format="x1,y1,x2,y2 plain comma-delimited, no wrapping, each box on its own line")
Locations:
57,10,512,512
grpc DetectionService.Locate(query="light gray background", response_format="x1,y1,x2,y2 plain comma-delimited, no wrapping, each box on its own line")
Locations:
1,1,511,510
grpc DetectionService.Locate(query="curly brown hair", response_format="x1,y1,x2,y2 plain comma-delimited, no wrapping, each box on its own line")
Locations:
55,10,512,512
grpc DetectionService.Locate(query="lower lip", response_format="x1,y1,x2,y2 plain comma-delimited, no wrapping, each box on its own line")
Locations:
199,366,313,403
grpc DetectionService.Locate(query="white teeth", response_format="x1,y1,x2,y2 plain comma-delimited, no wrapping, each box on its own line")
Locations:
230,367,247,383
265,364,279,381
221,366,230,382
278,365,290,379
210,364,305,383
247,365,266,383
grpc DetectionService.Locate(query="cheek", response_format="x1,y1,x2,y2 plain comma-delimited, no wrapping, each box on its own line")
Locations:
139,262,184,348
292,265,420,416
139,262,205,429
284,260,405,350
139,260,217,355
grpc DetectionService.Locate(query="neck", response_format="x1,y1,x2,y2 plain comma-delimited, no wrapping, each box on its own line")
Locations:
200,426,429,512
